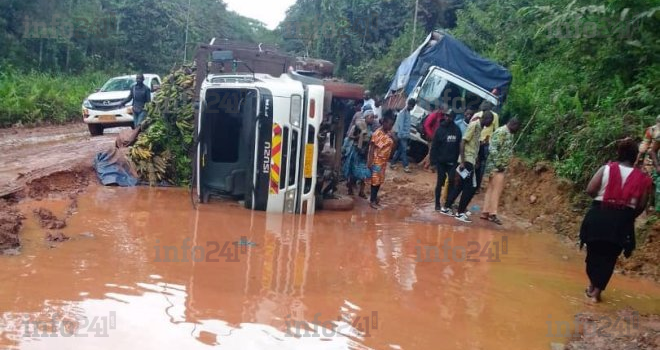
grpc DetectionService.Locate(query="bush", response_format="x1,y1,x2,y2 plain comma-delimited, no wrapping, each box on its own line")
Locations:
0,69,109,127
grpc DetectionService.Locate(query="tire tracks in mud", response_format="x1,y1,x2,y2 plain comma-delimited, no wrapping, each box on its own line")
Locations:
0,124,117,198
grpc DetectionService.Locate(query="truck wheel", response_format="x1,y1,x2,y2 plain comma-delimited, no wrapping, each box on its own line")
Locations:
88,124,104,136
409,141,428,164
320,196,354,211
201,189,211,204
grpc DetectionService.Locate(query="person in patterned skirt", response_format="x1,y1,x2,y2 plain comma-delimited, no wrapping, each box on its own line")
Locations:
367,110,397,210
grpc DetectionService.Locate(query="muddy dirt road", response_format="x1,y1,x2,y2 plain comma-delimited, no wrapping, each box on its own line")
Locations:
0,125,659,350
1,186,659,350
0,124,117,197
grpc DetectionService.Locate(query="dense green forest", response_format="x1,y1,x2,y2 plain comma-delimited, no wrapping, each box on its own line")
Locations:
0,0,276,126
1,0,659,186
0,0,275,73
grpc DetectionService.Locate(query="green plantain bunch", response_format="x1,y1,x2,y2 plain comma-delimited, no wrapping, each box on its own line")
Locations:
128,66,196,186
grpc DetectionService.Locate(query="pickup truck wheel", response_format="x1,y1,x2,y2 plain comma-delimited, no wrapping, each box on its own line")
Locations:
88,124,104,136
320,196,354,211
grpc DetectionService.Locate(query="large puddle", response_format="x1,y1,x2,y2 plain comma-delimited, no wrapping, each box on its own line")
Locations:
1,187,659,349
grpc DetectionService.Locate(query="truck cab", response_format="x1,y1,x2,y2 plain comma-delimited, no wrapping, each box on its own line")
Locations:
196,72,323,214
391,67,500,162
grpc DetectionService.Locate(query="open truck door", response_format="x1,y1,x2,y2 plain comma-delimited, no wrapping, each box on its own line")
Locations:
195,65,324,214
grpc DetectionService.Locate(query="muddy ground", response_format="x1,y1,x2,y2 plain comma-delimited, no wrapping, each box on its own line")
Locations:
379,159,660,282
0,123,658,349
0,123,113,253
0,123,114,198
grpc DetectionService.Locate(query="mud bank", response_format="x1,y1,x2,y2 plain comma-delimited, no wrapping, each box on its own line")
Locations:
0,123,114,198
501,159,659,281
563,309,660,350
0,199,24,254
355,161,660,350
0,168,93,254
370,159,659,281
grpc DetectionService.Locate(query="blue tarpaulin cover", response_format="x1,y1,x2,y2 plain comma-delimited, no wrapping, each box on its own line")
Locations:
389,31,512,102
93,148,138,187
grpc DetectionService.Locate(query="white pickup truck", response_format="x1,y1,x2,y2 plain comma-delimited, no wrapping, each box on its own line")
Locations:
82,74,161,135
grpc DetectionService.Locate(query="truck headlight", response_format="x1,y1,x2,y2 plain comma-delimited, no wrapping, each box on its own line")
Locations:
290,95,302,128
285,190,296,213
83,100,93,108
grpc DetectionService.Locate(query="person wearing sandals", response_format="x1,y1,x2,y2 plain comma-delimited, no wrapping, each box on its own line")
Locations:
580,138,651,303
367,110,397,209
480,118,521,225
441,112,494,222
343,110,377,199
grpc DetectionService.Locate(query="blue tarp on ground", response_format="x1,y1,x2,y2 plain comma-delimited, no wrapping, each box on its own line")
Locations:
93,148,138,187
389,31,512,102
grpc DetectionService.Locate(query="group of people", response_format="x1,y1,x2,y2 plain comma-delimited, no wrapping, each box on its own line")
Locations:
341,91,658,305
342,91,521,217
341,91,397,209
428,101,520,224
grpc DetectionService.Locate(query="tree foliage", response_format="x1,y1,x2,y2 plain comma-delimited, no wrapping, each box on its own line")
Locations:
2,0,659,189
449,0,659,185
0,0,276,73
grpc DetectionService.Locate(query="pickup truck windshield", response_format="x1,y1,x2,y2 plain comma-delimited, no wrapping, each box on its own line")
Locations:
101,78,136,92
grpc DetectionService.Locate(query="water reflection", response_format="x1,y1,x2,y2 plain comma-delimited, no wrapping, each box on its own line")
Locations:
0,187,658,350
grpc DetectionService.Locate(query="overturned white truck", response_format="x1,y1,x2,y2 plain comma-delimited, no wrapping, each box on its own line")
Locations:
384,31,513,162
191,43,364,214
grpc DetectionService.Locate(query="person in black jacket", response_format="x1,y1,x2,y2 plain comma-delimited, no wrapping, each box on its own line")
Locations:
430,111,462,211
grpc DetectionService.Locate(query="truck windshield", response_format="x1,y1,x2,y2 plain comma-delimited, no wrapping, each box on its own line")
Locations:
418,70,494,113
100,78,136,92
417,70,446,110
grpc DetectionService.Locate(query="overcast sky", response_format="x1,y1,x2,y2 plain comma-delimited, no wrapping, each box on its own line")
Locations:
223,0,297,29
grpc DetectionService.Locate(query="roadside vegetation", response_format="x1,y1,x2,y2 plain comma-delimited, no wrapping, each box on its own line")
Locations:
1,0,659,188
0,69,108,127
0,0,278,127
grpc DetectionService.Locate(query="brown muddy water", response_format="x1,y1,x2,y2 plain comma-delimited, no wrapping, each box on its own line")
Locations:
1,187,659,350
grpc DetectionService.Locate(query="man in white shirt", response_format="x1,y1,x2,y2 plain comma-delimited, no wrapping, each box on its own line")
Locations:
373,96,383,123
363,90,375,111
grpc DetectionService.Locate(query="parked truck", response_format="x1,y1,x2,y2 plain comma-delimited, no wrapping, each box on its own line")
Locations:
191,41,363,214
384,31,512,162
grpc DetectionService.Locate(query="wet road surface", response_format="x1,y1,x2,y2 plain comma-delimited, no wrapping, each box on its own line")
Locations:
0,124,118,197
1,187,659,349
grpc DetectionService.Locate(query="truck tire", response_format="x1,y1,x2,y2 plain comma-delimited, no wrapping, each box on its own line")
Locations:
88,124,104,136
409,141,428,164
320,196,354,211
201,188,211,204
